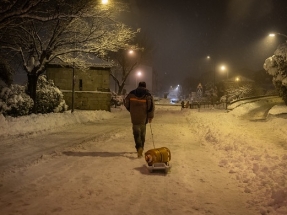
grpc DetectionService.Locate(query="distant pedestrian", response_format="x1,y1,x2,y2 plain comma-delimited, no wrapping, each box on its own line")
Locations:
181,100,185,110
124,82,155,158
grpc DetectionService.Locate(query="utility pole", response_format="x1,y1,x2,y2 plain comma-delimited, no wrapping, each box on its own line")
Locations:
72,62,75,113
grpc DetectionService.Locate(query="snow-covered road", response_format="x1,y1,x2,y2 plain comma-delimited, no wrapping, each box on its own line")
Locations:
0,102,286,215
0,117,129,175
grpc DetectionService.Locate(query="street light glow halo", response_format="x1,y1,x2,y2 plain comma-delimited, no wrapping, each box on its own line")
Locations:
101,0,108,4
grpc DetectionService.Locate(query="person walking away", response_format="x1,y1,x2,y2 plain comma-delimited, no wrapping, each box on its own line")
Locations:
181,100,185,110
124,82,155,158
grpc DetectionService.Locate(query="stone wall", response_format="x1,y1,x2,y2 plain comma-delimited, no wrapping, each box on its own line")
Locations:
46,66,110,91
62,91,111,111
46,65,111,111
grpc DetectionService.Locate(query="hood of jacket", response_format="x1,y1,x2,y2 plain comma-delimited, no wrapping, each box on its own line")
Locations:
134,87,150,98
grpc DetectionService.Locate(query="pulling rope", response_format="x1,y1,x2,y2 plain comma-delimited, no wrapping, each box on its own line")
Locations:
149,123,156,149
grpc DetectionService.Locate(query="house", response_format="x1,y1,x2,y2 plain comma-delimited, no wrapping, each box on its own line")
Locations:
46,56,112,111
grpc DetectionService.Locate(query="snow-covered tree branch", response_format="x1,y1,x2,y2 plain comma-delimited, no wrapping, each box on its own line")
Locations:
264,43,287,105
108,32,154,95
109,48,141,95
0,0,137,112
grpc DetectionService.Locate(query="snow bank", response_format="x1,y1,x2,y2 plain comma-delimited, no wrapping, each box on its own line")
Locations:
0,110,116,137
269,104,287,115
189,104,287,214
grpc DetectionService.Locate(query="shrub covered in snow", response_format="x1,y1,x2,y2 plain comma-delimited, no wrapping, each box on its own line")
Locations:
110,92,124,107
0,75,68,117
36,75,68,113
203,83,218,104
264,43,287,105
0,84,34,117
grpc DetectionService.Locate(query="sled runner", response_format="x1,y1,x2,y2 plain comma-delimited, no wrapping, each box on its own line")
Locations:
146,162,171,173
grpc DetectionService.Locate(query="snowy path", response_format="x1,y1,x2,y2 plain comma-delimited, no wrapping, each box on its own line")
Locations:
0,106,265,215
0,116,129,175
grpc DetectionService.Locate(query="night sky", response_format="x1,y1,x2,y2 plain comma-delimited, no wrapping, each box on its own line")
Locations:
127,0,287,88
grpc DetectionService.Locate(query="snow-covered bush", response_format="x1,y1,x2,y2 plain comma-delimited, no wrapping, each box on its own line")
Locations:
0,75,68,117
204,83,218,104
0,84,34,117
36,75,68,113
110,92,124,107
264,43,287,105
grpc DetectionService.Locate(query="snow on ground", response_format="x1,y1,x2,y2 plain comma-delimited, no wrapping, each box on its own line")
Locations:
0,99,287,214
0,99,285,138
189,104,287,214
0,110,116,137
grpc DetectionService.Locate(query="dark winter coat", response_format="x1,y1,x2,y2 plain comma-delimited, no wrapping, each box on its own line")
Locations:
124,87,154,125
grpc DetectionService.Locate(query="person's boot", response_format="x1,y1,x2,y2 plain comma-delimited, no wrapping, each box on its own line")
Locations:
137,147,143,158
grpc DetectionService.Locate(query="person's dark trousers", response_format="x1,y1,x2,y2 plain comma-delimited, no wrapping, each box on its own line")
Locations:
132,124,146,151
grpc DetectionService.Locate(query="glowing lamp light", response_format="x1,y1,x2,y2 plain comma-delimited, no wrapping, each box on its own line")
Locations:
101,0,108,5
268,32,287,41
135,71,142,87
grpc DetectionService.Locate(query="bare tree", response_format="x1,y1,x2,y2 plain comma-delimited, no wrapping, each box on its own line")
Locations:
0,0,137,112
109,32,154,95
0,0,47,30
109,47,142,95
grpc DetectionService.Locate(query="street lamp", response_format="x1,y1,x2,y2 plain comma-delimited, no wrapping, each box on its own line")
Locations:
220,65,229,109
206,56,216,87
221,65,228,79
135,71,142,87
269,32,287,42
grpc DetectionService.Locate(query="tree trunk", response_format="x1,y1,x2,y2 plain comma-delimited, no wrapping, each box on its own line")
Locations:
118,84,125,95
282,86,287,105
27,72,39,113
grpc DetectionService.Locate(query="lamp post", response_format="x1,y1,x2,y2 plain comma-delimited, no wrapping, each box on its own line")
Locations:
220,65,229,110
221,65,228,80
207,56,216,87
269,32,287,42
176,84,181,99
135,71,142,87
